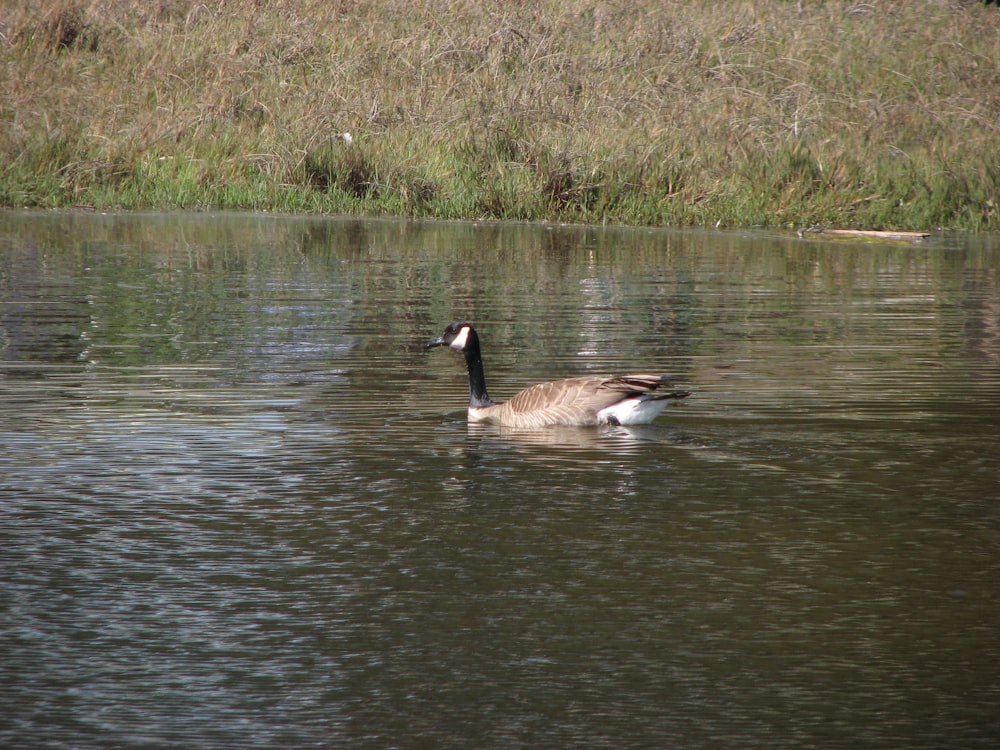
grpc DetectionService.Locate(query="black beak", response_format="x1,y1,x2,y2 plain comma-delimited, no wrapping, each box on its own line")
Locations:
426,335,448,349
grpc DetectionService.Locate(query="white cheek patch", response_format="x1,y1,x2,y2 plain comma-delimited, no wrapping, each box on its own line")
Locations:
450,325,471,350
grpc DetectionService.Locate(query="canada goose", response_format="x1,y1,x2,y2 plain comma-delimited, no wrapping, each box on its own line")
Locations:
426,322,690,428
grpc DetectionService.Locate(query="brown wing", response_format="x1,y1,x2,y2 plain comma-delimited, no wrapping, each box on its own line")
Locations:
493,374,679,428
597,374,671,394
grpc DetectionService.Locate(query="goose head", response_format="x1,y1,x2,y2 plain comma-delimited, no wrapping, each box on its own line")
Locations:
427,322,493,408
426,321,476,352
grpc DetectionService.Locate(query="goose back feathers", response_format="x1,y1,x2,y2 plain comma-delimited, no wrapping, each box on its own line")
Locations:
427,322,689,428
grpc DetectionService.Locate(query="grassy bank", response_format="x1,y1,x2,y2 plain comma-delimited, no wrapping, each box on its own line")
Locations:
2,0,999,229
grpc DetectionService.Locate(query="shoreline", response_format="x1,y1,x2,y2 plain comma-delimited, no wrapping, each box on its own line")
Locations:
3,1,998,230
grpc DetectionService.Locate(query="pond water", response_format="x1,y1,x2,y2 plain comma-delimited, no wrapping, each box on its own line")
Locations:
1,210,998,749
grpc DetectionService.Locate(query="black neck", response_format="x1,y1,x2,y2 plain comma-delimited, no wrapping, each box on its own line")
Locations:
463,330,494,408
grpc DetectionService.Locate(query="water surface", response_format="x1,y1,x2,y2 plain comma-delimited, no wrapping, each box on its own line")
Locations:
1,211,998,748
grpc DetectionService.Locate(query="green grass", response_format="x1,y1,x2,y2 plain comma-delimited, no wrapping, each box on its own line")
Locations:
2,0,999,229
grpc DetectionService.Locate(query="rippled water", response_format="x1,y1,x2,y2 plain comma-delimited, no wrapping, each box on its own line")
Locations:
2,211,998,748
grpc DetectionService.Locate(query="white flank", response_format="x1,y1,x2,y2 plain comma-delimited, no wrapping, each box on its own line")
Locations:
597,397,669,426
450,325,471,350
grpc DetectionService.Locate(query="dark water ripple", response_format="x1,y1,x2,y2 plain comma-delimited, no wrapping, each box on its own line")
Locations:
1,213,998,749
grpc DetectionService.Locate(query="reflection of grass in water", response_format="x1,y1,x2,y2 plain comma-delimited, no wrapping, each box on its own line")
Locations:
2,1,999,229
